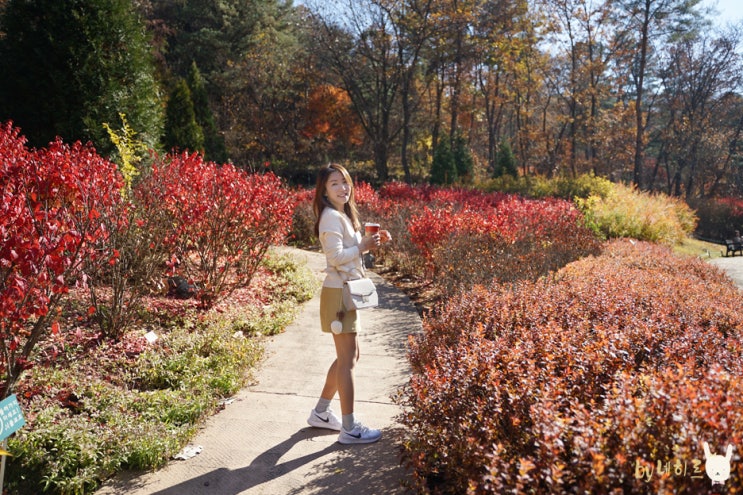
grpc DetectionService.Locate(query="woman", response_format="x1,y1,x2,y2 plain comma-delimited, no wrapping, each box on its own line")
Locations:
306,163,390,444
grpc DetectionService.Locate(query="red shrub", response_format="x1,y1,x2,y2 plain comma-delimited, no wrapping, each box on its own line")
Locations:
378,182,510,208
0,122,124,395
718,197,743,218
407,206,461,260
405,196,600,293
693,196,743,240
399,240,743,494
353,181,380,208
287,187,316,247
347,183,601,290
134,152,295,308
378,181,437,203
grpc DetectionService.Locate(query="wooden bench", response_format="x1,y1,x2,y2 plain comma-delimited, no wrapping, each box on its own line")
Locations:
724,239,743,257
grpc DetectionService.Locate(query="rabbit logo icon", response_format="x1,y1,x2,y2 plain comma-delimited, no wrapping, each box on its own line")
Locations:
703,442,733,485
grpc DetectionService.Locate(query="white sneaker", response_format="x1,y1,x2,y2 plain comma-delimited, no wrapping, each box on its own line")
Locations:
338,422,382,444
307,408,342,431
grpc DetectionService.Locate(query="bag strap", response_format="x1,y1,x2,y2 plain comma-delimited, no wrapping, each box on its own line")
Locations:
334,248,366,283
337,286,345,317
349,263,367,280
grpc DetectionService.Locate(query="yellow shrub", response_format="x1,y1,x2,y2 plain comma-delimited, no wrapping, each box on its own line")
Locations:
576,183,698,245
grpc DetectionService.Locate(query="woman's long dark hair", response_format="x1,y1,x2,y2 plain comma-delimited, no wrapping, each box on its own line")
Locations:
313,163,361,236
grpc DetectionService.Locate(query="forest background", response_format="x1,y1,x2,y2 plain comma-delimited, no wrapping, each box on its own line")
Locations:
2,0,743,225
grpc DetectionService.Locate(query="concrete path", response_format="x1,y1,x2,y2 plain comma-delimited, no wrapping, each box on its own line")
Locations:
96,247,421,495
709,254,743,289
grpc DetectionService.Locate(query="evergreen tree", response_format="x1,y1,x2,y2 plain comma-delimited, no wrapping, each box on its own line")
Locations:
453,132,474,183
187,62,227,163
150,0,305,166
430,138,457,185
163,79,204,154
0,0,163,156
494,139,518,178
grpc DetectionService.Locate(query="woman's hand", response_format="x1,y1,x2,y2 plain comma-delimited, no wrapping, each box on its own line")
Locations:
380,230,392,244
360,233,381,252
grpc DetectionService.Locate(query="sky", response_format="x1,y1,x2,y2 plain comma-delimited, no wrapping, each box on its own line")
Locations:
297,0,743,30
699,0,743,26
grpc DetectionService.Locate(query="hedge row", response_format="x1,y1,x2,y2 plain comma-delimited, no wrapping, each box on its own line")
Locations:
352,183,601,298
399,240,743,494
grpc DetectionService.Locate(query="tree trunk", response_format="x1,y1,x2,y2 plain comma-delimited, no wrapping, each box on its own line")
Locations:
632,0,652,190
374,139,389,181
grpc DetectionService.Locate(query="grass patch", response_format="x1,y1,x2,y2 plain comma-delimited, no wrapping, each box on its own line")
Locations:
673,236,726,259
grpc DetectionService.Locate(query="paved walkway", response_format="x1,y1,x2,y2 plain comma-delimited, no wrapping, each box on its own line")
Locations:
96,247,422,495
709,254,743,289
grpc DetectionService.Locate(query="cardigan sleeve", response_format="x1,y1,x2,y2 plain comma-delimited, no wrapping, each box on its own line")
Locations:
318,209,361,268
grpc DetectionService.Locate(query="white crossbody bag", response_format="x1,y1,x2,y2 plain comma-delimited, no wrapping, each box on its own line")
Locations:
339,262,378,311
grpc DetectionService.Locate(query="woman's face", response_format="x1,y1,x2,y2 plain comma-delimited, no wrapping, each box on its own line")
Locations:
325,170,351,210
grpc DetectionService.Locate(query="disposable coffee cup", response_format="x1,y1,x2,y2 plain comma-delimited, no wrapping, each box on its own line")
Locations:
365,222,380,235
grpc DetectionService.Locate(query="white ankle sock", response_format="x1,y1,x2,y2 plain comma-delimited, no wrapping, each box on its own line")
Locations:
315,397,331,413
342,413,355,431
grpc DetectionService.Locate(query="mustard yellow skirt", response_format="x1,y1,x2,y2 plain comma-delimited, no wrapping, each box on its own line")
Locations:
320,287,359,334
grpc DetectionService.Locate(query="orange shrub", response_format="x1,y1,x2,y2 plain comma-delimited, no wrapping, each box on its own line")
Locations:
399,240,743,494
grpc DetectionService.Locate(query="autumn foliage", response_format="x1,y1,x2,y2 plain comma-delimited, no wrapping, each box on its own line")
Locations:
351,182,601,297
134,152,295,308
0,122,124,395
1,123,296,399
302,84,364,148
399,239,743,494
692,196,743,240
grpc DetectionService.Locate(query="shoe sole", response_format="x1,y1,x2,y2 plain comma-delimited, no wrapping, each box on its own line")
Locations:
307,414,341,431
338,434,382,445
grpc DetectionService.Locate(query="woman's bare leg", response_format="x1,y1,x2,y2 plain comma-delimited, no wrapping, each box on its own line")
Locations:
332,332,359,415
319,359,338,400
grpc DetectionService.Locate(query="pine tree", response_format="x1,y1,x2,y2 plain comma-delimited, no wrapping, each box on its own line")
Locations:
430,138,457,185
163,79,204,154
150,0,307,166
494,139,518,178
453,132,474,183
187,62,228,163
0,0,163,156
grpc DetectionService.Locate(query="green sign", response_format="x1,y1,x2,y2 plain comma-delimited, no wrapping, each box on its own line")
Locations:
0,395,24,441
